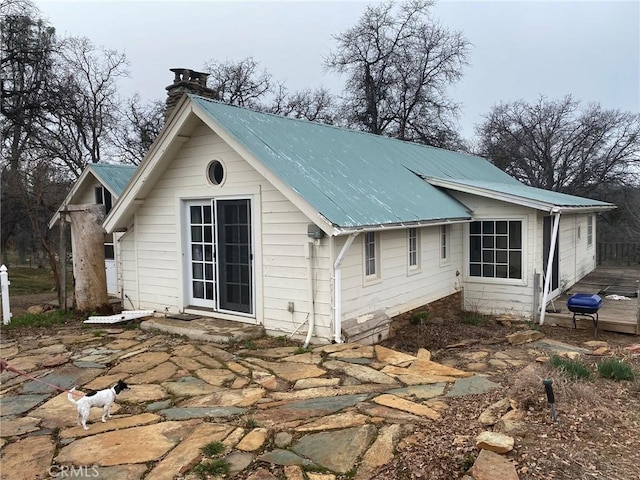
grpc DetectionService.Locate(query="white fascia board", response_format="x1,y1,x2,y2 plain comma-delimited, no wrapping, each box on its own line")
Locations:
427,178,615,214
103,96,193,233
190,101,335,237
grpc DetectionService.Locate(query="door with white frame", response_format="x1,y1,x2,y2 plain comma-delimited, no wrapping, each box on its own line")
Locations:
185,198,254,317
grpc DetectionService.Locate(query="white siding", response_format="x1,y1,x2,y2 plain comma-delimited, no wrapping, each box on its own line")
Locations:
338,224,464,321
453,192,538,319
543,212,596,292
119,229,138,308
123,121,333,340
73,179,100,205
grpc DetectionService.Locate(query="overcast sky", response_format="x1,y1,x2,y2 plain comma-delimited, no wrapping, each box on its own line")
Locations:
35,0,639,141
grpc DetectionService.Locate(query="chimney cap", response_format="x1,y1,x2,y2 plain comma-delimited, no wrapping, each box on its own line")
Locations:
169,68,209,86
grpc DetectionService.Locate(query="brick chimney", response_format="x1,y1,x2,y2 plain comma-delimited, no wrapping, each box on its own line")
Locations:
165,68,217,119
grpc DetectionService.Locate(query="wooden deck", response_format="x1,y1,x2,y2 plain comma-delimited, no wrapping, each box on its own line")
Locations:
544,266,640,335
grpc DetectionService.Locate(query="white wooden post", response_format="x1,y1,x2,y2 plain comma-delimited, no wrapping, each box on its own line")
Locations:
1,264,11,325
540,212,561,325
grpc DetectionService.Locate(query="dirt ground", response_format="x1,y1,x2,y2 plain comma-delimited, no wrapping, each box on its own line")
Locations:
3,293,640,480
378,317,640,480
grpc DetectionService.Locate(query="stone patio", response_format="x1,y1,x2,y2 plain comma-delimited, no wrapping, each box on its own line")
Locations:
0,324,593,479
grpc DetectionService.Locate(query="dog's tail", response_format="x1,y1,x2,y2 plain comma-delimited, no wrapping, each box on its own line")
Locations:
68,387,78,404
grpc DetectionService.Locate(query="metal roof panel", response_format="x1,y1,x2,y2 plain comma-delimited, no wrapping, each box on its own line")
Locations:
88,163,137,197
193,97,474,228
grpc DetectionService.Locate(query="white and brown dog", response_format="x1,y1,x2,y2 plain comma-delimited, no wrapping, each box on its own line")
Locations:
68,380,129,430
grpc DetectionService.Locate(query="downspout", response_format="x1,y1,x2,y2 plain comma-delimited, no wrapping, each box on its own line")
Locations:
333,233,359,343
303,240,316,348
540,210,561,325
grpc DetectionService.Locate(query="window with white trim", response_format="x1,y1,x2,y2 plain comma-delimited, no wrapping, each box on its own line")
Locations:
364,232,378,277
408,228,420,270
469,220,522,279
440,225,449,260
587,215,593,247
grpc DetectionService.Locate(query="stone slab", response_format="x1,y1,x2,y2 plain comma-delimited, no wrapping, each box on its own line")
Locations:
293,425,376,474
0,416,42,437
0,394,51,417
445,376,502,397
146,423,233,480
159,406,246,420
372,394,441,420
60,413,161,438
253,394,370,425
0,434,55,480
258,449,315,467
323,360,398,385
55,420,201,466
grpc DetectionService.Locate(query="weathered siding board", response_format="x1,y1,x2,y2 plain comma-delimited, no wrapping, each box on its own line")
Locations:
119,230,138,307
533,213,595,298
453,192,538,318
74,180,101,205
339,225,463,321
575,214,596,278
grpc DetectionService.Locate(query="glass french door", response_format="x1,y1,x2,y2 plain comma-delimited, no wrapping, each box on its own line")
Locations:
187,199,253,315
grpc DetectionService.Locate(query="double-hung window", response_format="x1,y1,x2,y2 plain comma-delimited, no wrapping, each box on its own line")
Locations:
470,220,522,279
587,215,593,247
440,225,449,261
408,228,420,270
364,232,378,278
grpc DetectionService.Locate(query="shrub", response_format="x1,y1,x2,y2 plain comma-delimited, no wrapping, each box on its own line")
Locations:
409,311,429,325
201,441,225,457
597,358,635,381
549,355,592,380
460,311,488,326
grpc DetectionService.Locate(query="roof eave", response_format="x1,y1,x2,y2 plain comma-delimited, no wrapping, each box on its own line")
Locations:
332,216,472,236
427,178,616,213
103,95,193,233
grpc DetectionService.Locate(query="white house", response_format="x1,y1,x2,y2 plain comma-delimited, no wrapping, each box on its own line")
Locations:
50,163,136,296
102,93,614,344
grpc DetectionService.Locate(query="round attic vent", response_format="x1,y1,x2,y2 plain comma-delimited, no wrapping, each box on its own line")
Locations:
207,160,225,186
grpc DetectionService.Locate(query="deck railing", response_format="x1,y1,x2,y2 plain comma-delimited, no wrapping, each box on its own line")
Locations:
597,242,640,266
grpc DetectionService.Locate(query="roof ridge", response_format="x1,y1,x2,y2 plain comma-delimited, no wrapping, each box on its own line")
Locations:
188,94,481,160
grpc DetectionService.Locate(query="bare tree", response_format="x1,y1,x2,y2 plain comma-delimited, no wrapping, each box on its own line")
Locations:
325,0,469,149
0,0,58,265
41,36,129,177
476,96,640,197
269,85,337,124
112,94,165,165
204,57,272,108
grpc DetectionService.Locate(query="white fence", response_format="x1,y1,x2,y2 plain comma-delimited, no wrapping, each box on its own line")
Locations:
1,264,11,325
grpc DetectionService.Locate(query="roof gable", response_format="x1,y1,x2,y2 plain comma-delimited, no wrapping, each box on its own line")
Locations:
49,163,137,228
88,163,137,197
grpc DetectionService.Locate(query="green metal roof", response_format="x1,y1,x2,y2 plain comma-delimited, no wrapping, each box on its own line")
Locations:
428,179,614,211
193,96,474,228
88,163,137,197
190,96,613,228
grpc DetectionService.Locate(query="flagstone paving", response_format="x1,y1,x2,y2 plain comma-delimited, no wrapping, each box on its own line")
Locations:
0,325,600,479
